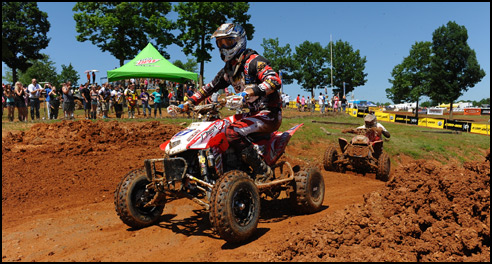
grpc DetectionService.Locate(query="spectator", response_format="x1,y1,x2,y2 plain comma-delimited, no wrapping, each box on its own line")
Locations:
43,83,53,119
5,85,15,121
301,95,306,112
318,92,325,114
108,84,115,114
27,78,43,121
90,85,99,119
151,86,163,118
161,84,169,107
341,95,347,113
140,87,151,118
98,83,111,118
168,89,176,106
14,82,27,122
112,84,124,118
307,96,312,112
311,96,316,113
48,85,61,120
80,83,91,119
126,84,137,118
283,93,290,108
62,82,75,120
296,94,301,111
333,95,338,112
92,71,96,84
186,84,194,98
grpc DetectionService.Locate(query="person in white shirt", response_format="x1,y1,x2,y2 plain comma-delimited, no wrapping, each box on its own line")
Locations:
318,93,325,114
27,78,43,121
354,114,391,142
284,94,290,108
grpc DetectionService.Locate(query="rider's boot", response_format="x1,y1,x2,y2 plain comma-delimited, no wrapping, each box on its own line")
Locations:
241,144,273,181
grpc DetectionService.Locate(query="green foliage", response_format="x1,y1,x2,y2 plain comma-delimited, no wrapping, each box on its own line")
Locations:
58,63,80,87
330,40,368,97
73,2,175,66
173,58,198,73
429,21,486,118
173,2,253,86
261,38,296,85
2,2,51,83
18,54,58,86
292,41,330,98
387,41,431,119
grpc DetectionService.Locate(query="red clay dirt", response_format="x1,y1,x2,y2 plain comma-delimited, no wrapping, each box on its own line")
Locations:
2,120,490,262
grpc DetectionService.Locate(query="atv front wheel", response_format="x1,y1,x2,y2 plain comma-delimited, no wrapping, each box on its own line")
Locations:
323,146,339,171
290,167,325,214
376,152,391,182
209,170,260,243
114,168,164,229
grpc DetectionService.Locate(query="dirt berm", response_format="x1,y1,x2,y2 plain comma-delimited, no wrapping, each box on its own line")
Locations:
267,156,490,262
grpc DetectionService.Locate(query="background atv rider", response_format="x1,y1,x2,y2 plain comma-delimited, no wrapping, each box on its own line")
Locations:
343,113,391,142
183,23,282,180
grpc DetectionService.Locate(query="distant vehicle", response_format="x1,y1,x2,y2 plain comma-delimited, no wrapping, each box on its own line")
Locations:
348,100,377,109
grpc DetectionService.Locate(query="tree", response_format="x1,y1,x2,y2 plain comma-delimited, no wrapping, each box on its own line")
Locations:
58,63,80,87
386,41,432,119
174,2,254,88
173,58,199,74
18,54,58,86
261,38,297,87
2,2,50,83
330,40,367,97
429,21,486,119
73,2,175,66
292,41,330,98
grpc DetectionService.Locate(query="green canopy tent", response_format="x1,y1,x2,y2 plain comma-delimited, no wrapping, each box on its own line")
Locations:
107,43,198,83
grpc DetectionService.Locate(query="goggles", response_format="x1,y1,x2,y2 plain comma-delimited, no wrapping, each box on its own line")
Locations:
216,37,237,49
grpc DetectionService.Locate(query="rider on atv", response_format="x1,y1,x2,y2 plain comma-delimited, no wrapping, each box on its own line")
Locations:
182,23,282,180
343,113,390,142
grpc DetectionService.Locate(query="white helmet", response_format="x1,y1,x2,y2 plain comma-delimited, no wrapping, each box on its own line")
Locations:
364,114,377,128
211,23,247,62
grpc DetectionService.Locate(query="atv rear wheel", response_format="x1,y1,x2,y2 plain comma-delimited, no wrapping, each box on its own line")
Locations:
114,168,164,229
209,170,260,243
323,146,339,171
376,152,391,182
290,167,325,214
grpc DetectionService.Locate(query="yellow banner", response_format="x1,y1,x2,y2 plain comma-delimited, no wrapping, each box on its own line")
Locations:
374,111,391,122
418,118,445,129
369,106,380,112
348,108,358,117
470,123,490,135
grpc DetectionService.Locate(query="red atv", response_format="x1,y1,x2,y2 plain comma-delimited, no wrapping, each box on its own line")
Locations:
323,127,391,182
114,95,325,243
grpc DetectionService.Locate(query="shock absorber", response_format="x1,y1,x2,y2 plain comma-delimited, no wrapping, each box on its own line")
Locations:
198,150,209,179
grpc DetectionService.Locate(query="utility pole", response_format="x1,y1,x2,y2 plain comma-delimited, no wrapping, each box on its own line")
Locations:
330,34,333,96
343,81,345,97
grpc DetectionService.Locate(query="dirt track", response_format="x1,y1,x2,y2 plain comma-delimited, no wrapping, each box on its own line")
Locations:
2,120,490,262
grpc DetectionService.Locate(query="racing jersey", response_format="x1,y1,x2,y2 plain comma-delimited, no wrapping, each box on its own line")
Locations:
189,49,282,112
357,123,388,142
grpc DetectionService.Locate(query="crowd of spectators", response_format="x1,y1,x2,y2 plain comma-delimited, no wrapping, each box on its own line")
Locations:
2,78,350,122
1,78,198,122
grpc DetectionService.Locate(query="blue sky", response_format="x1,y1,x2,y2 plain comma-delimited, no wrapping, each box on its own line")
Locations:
2,2,490,104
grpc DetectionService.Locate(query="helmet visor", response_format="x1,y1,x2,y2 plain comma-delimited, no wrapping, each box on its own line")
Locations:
216,37,237,49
